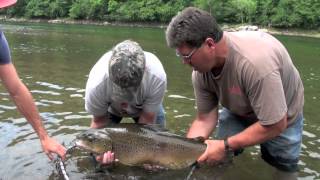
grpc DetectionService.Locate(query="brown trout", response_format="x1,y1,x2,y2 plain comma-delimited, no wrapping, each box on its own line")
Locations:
75,123,206,169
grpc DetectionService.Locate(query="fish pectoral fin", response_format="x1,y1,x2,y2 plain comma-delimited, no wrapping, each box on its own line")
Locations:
142,163,168,171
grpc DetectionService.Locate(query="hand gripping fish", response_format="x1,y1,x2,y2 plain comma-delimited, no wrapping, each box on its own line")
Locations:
74,123,206,170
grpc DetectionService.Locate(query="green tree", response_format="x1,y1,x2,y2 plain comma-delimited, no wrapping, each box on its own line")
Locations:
107,0,189,22
271,0,301,27
231,0,256,23
255,0,273,26
48,0,72,18
0,0,318,29
294,0,320,28
69,0,108,20
193,0,215,14
25,0,51,18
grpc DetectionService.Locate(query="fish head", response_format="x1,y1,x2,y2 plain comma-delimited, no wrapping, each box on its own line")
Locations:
75,129,112,154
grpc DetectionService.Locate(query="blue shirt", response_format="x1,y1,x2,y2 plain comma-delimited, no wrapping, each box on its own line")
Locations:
0,30,11,64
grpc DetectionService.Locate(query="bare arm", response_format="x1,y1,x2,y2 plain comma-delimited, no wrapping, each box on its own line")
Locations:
90,115,109,128
187,107,219,139
228,114,287,150
198,114,288,163
0,64,66,160
138,111,156,124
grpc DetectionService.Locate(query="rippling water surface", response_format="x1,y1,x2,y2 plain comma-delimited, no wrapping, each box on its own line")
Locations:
0,23,319,179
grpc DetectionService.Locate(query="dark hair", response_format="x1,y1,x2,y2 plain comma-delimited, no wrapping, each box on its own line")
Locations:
166,7,223,48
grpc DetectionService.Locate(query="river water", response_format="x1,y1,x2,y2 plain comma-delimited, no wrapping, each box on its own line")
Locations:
0,23,319,180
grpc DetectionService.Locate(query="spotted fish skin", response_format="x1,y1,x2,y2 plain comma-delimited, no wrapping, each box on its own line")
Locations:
75,123,206,169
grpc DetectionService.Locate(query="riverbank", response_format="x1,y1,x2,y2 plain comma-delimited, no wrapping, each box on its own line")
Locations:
1,16,319,38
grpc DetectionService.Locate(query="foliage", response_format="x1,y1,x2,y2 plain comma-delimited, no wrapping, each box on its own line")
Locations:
49,0,72,18
69,0,108,20
231,0,256,23
107,0,190,22
1,0,319,29
25,0,51,18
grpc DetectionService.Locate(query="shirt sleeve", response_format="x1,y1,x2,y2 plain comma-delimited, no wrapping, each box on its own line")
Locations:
192,71,219,114
142,76,166,113
85,79,109,117
0,31,11,64
248,70,287,125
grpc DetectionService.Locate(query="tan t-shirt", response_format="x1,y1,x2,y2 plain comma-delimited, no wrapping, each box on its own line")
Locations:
192,31,304,125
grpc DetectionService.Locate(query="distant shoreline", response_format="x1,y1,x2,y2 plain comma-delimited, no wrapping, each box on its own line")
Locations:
1,16,319,38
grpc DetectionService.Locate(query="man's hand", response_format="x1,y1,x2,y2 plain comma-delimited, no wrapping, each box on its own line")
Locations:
139,111,156,124
197,139,225,166
95,151,119,165
40,136,66,161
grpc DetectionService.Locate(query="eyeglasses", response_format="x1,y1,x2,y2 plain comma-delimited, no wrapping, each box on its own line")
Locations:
176,47,198,62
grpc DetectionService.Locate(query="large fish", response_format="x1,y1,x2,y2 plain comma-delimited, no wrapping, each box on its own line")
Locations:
74,123,206,169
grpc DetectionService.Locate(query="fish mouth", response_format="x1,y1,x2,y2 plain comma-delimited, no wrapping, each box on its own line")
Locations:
75,141,96,153
75,140,107,155
75,140,85,148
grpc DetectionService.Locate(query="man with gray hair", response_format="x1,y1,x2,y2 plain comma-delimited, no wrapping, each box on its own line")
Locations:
85,40,167,164
166,7,304,177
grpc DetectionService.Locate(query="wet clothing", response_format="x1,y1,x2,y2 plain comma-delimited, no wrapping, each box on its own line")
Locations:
85,51,167,126
0,30,11,64
193,31,304,126
216,108,303,172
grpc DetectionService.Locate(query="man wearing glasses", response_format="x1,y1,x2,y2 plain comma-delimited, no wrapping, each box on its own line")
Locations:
166,7,304,178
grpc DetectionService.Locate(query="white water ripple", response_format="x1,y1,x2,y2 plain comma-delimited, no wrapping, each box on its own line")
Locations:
31,90,61,96
303,130,317,138
168,94,195,101
36,81,64,90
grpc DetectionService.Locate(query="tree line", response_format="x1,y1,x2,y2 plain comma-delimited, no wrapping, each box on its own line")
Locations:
1,0,319,29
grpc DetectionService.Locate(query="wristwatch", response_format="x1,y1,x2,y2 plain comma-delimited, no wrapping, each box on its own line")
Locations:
224,138,234,156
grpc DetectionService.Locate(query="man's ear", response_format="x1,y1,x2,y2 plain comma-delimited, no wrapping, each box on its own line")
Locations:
205,38,215,49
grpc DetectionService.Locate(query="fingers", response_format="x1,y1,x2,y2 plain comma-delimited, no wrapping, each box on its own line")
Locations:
45,146,66,161
41,137,67,161
46,151,54,161
95,151,118,165
103,151,114,164
197,140,218,165
197,140,210,163
197,151,208,163
55,144,67,160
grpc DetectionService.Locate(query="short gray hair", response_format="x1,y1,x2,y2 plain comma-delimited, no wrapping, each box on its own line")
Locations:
166,7,223,48
109,40,145,88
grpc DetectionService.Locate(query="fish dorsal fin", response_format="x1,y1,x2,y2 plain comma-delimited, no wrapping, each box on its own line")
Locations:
142,123,169,133
140,124,186,138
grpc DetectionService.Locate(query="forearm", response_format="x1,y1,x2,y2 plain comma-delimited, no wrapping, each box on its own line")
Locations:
187,108,218,139
139,111,156,124
0,64,48,139
11,83,48,140
91,115,109,128
228,116,287,150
